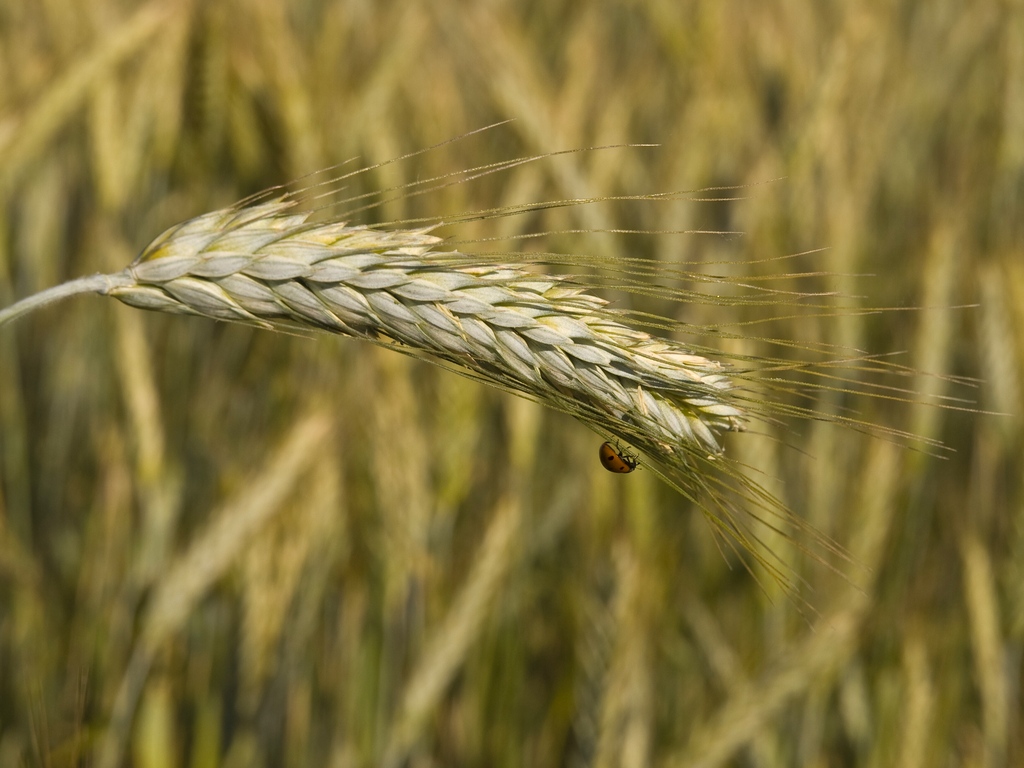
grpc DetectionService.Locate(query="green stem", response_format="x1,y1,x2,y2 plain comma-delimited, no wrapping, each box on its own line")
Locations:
0,272,132,327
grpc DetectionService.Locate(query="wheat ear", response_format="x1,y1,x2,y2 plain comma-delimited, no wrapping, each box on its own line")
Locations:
1,195,746,459
7,164,898,598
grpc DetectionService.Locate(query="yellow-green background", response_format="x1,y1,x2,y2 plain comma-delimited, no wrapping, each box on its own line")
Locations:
0,1,1021,766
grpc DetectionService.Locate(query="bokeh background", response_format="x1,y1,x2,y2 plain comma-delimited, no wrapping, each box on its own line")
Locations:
1,1,1022,766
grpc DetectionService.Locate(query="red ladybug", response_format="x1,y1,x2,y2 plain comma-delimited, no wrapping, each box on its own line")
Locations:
599,441,638,473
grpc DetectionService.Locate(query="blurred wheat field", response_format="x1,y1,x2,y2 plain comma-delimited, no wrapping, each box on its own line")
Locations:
0,1,1021,767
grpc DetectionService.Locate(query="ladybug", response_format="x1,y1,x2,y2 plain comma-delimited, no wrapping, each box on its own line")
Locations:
599,441,638,473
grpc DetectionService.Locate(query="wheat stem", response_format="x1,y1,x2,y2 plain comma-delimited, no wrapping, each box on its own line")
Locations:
0,273,132,327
